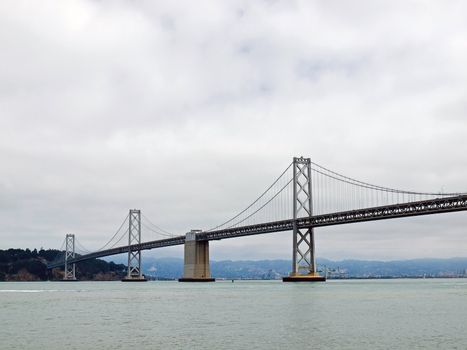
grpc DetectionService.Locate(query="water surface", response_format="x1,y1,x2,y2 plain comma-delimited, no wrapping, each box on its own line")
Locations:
1,279,467,349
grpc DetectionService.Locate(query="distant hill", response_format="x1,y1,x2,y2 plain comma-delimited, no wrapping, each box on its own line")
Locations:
107,256,467,280
4,249,467,281
0,248,126,281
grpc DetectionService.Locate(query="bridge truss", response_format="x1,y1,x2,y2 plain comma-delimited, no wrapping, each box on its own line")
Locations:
47,157,467,280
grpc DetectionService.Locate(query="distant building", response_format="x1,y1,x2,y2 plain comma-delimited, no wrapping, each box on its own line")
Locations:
325,266,349,279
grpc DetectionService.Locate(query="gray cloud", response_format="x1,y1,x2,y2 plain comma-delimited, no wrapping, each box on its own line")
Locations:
1,0,467,260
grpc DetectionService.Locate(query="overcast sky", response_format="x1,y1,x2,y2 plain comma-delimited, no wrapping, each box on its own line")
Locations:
1,0,467,261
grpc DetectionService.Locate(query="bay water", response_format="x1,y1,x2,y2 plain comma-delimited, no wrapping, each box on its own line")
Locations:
1,279,467,349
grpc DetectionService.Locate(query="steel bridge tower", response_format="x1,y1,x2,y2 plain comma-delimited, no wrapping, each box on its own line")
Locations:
122,209,147,282
63,234,77,281
283,157,325,282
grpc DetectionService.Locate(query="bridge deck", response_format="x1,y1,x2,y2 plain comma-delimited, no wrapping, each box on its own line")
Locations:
47,195,467,269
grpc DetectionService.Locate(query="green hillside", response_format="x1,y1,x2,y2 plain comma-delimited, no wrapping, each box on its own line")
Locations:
0,248,126,281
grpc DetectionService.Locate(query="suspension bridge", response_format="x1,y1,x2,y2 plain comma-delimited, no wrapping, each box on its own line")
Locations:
47,157,467,282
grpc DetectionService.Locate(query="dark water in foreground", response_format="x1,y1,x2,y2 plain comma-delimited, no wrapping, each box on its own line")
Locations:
1,279,467,349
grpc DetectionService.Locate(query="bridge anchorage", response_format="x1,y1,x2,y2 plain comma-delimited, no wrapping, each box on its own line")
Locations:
63,234,77,281
122,209,147,282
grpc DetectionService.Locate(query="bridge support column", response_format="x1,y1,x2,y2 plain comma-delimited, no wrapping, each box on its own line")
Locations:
122,209,147,282
283,157,325,282
179,230,214,282
63,234,77,281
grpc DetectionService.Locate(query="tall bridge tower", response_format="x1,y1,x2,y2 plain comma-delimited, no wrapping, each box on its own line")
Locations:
122,209,147,282
63,234,76,281
283,157,325,282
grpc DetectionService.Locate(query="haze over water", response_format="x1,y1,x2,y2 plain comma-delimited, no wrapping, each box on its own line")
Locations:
2,279,467,349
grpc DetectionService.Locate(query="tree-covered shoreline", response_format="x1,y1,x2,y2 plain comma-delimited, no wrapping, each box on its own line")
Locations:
0,248,126,281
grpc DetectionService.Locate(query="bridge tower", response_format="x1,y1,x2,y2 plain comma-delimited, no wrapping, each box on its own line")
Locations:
122,209,147,282
283,157,325,282
179,230,214,282
63,234,77,281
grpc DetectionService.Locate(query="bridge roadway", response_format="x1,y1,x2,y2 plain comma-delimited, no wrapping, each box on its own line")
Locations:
47,194,467,269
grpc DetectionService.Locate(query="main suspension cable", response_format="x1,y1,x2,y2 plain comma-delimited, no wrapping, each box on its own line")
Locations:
95,213,130,252
141,222,174,238
108,228,129,249
311,161,465,196
208,162,293,231
223,178,293,230
75,239,91,254
141,214,173,236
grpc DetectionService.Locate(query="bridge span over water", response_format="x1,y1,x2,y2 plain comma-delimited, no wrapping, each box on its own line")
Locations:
48,157,467,282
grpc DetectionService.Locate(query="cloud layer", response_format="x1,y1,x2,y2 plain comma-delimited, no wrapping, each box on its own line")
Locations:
1,0,467,260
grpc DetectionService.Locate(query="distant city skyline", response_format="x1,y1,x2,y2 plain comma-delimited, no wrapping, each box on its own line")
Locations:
1,1,467,260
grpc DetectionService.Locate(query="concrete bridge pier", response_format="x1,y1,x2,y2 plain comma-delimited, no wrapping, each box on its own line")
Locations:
179,230,215,282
